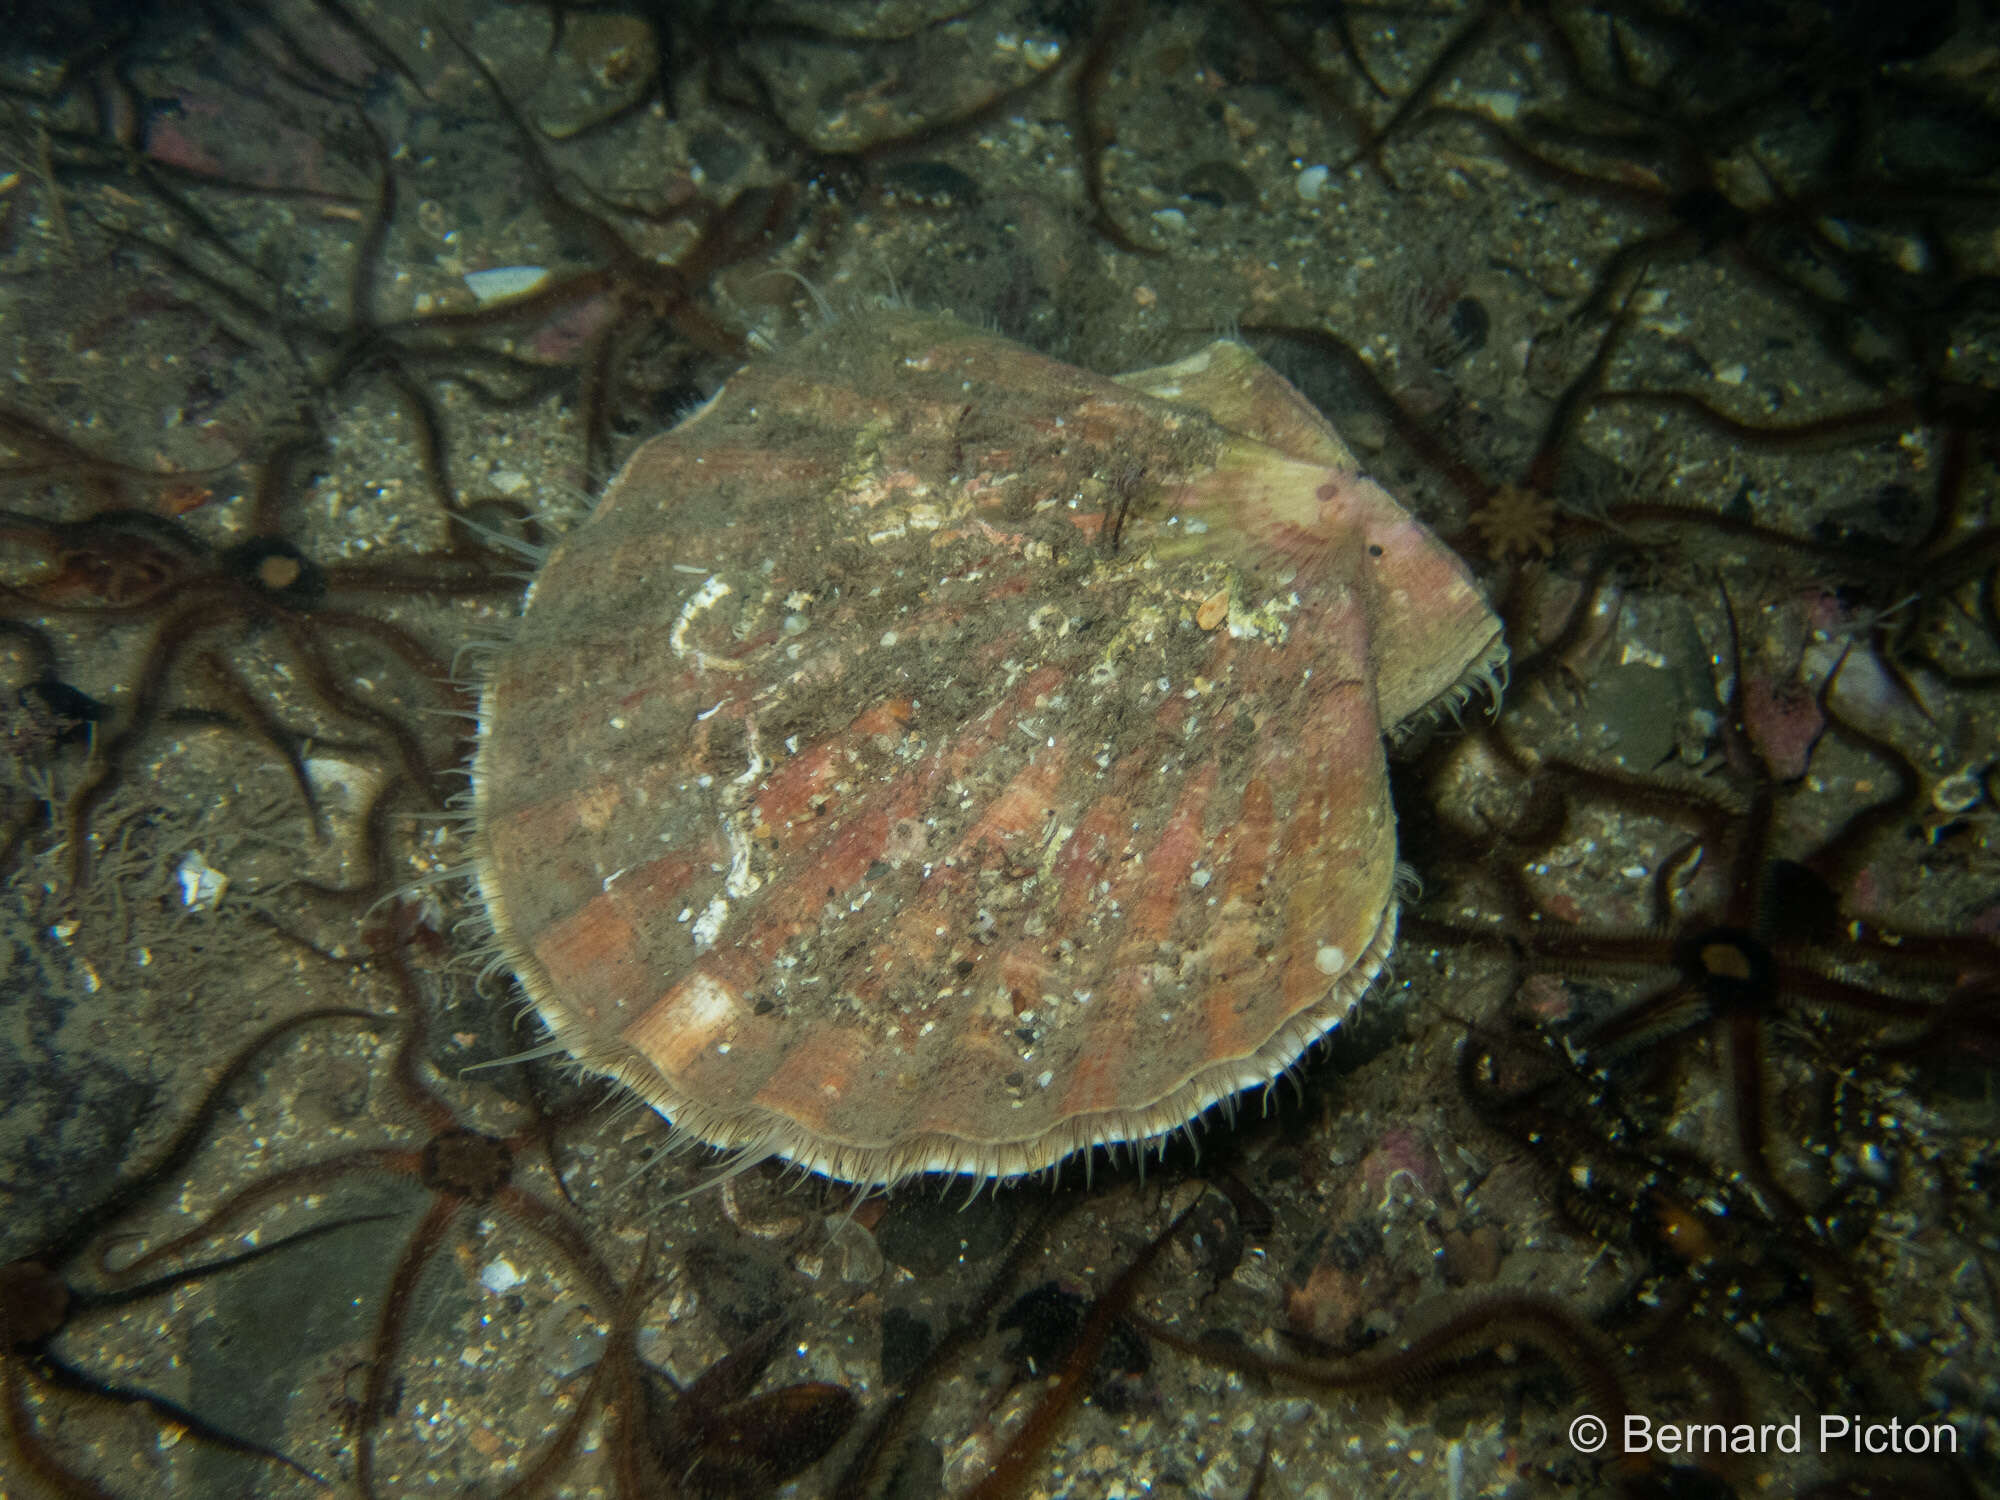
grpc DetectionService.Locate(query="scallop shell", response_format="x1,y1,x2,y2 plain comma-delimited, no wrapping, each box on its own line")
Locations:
472,312,1503,1186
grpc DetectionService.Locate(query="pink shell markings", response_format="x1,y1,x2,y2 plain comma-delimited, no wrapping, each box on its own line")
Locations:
470,311,1504,1187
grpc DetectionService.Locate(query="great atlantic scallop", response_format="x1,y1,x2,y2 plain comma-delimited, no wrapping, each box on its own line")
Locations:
470,311,1503,1187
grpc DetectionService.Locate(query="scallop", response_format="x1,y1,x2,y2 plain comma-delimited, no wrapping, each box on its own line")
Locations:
471,311,1503,1187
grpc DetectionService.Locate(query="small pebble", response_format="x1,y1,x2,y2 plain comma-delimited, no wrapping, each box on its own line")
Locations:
1934,767,1985,814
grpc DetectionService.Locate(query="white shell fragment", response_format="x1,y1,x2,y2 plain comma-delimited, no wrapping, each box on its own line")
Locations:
464,265,552,306
176,850,228,910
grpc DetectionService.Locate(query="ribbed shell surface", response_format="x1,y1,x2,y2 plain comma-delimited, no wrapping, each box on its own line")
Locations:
472,312,1502,1185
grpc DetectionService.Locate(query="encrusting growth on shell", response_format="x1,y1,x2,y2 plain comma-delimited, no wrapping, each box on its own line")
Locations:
470,311,1504,1188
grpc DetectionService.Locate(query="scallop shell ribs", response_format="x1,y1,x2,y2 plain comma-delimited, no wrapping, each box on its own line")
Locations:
471,312,1503,1187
